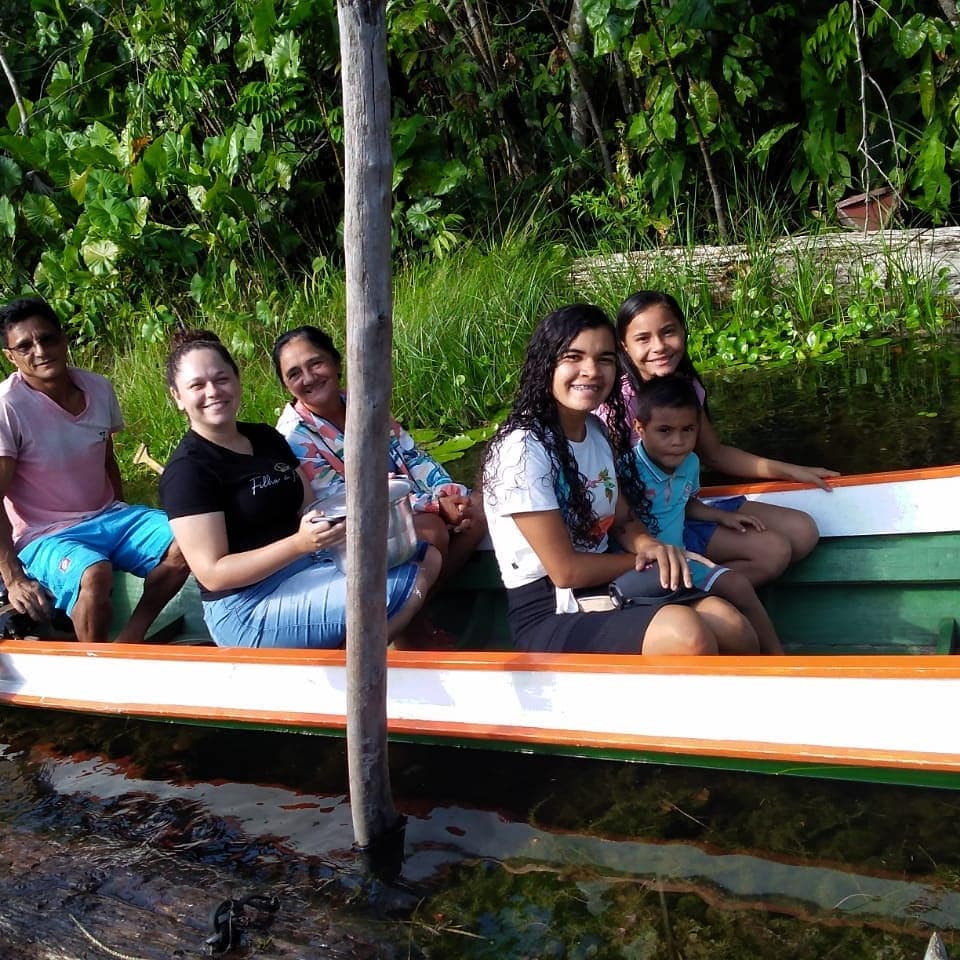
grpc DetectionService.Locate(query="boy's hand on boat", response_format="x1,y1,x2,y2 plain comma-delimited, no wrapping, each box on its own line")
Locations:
5,576,53,622
783,464,840,491
719,512,765,533
633,541,693,591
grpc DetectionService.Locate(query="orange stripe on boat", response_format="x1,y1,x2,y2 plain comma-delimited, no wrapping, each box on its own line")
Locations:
2,642,960,679
702,462,960,497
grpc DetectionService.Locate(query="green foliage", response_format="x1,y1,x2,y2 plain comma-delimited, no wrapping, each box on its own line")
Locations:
1,0,960,367
800,1,959,218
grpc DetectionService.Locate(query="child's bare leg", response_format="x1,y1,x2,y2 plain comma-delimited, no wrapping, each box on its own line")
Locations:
414,513,450,556
743,502,819,562
415,493,487,587
690,596,759,654
703,502,819,587
438,494,487,586
709,570,783,654
702,526,792,587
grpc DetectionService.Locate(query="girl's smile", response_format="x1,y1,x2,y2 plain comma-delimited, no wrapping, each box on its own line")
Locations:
551,327,617,438
170,348,242,431
621,304,686,381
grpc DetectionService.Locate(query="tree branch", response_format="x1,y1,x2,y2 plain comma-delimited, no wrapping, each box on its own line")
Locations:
538,0,613,178
0,45,28,135
642,0,728,242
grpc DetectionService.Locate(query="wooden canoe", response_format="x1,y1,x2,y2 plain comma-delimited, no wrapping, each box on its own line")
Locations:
1,464,960,789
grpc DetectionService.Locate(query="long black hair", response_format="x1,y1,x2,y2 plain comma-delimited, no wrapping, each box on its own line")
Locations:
483,304,655,548
616,291,706,396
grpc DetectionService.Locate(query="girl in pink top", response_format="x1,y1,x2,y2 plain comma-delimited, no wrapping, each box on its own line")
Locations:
608,291,839,586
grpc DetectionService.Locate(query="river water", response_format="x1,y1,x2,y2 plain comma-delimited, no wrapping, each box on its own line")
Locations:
1,336,959,959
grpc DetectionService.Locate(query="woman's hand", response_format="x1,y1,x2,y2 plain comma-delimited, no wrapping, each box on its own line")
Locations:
438,494,474,532
633,539,692,591
781,463,840,491
297,511,347,554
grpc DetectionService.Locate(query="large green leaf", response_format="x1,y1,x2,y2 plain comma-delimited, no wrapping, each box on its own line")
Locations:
0,157,22,194
0,196,15,239
747,123,798,167
81,238,121,274
20,193,61,233
688,80,720,125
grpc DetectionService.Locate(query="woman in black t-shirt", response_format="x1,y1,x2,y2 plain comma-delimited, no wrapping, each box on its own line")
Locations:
159,330,440,649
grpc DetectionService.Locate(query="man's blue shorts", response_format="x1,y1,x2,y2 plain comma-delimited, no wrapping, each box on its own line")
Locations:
18,504,174,615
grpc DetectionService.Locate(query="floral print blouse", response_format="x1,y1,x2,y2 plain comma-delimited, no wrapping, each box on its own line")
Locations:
276,396,469,515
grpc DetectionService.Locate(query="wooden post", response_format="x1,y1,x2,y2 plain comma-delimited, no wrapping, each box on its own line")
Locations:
337,0,402,870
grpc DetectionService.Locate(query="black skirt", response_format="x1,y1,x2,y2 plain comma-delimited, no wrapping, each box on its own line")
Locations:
506,575,689,654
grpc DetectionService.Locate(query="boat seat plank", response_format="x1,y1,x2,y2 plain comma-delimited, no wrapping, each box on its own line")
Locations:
778,533,960,586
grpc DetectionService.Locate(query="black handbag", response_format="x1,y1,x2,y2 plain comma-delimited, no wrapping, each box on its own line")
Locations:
608,564,707,609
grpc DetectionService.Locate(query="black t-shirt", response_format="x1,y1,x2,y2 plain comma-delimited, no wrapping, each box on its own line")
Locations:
160,422,303,562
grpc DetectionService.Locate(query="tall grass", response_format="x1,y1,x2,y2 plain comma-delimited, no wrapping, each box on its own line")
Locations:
60,223,959,499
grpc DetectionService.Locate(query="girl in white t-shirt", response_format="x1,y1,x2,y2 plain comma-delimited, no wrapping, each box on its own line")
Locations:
481,305,757,655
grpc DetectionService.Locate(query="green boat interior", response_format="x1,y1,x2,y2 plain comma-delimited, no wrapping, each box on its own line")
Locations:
12,532,960,655
427,533,960,656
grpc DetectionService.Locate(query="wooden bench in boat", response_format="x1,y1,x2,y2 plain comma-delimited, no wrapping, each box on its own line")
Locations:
29,526,956,656
429,532,960,656
762,532,960,655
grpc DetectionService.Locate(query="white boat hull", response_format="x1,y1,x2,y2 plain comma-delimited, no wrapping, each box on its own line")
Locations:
2,464,960,787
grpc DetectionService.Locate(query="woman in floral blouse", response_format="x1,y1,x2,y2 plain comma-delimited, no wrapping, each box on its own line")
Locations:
273,326,487,585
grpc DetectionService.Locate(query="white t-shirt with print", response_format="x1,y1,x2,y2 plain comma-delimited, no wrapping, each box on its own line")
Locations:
483,416,618,613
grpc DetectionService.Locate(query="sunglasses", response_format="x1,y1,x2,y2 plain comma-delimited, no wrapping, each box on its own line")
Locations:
5,331,64,356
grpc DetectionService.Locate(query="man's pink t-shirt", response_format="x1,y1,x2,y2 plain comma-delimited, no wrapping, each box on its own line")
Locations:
0,368,123,549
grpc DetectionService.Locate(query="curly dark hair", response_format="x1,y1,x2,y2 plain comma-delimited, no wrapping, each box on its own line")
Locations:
615,291,708,412
483,304,655,549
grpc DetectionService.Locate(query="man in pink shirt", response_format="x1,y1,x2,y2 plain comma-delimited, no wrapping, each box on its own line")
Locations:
0,297,187,642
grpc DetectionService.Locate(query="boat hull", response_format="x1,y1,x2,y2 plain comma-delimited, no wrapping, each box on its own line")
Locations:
2,464,960,788
3,643,960,787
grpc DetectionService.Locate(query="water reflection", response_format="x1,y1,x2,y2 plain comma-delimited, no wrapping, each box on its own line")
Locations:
703,338,960,477
3,738,958,955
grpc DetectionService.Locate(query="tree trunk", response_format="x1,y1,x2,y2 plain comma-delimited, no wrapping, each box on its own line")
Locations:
540,0,612,178
937,0,959,26
566,0,588,148
336,0,401,865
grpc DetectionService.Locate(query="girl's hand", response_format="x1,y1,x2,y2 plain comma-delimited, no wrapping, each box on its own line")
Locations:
438,495,473,532
634,540,692,591
782,463,840,491
297,511,347,553
718,512,765,533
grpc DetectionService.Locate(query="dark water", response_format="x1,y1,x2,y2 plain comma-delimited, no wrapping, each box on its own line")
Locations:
702,336,960,478
2,336,960,959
